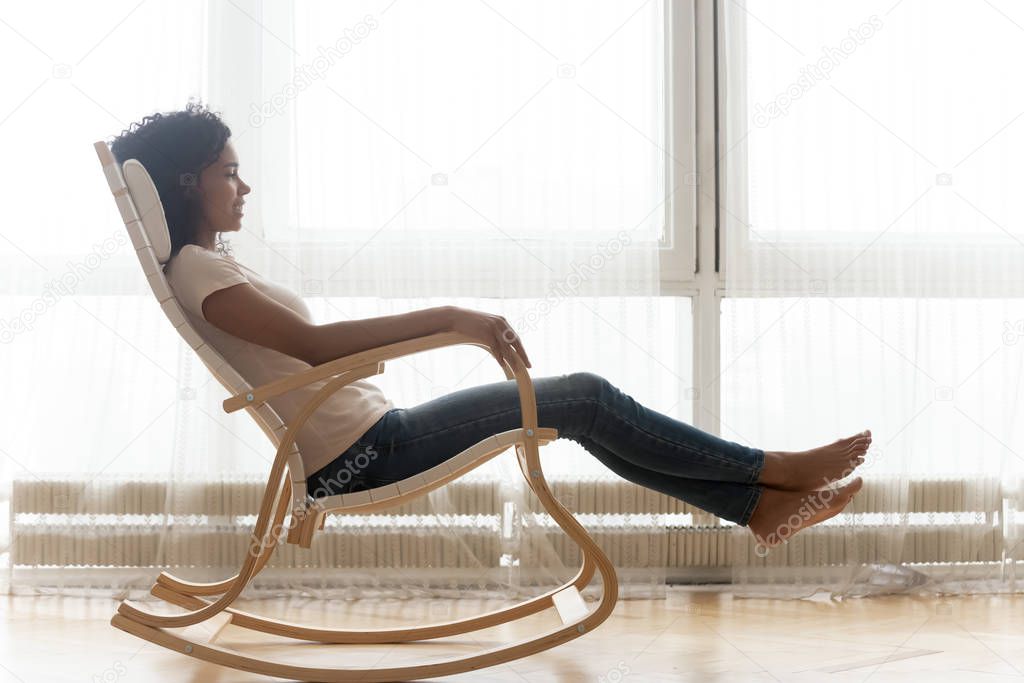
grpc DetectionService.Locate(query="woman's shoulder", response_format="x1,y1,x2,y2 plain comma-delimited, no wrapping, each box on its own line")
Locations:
166,244,248,279
173,244,213,260
172,244,244,265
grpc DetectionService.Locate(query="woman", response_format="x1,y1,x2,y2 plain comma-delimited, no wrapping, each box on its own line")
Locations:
111,101,868,551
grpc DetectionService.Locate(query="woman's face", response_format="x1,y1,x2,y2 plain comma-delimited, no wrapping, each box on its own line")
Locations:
195,140,250,239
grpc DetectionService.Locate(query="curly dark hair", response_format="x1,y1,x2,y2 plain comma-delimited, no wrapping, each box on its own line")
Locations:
110,99,233,260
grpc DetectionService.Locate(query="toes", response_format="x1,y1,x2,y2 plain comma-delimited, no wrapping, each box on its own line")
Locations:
826,495,855,520
818,477,863,502
838,431,872,449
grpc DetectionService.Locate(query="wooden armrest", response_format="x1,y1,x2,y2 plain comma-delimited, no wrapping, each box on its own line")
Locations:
222,331,514,414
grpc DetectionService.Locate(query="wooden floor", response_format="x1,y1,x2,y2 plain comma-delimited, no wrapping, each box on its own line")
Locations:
4,589,1023,682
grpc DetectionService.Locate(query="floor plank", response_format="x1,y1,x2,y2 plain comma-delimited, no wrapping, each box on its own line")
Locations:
3,589,1023,682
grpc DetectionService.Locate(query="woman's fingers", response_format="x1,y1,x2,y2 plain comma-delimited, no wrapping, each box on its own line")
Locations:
515,341,531,368
498,336,514,369
515,338,531,368
501,336,523,369
495,321,531,369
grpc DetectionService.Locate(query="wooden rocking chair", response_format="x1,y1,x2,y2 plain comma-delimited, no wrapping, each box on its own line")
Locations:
93,139,619,681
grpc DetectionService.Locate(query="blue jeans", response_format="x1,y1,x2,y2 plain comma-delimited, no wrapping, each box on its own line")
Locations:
306,372,765,525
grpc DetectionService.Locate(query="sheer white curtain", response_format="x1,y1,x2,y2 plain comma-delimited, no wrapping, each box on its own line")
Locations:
1,0,684,598
722,0,1024,597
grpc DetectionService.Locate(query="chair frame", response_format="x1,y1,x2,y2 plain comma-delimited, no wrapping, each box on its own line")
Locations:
94,140,618,681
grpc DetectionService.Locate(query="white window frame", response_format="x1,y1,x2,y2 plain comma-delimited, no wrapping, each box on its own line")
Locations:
714,0,1024,299
229,1,700,297
702,0,1024,441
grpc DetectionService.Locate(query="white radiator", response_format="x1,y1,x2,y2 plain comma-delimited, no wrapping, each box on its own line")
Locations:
9,476,1010,574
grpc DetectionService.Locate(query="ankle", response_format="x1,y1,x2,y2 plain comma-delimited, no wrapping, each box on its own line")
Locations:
756,450,788,488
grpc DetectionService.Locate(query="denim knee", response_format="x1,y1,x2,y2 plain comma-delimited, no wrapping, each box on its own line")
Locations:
554,372,612,439
565,371,611,399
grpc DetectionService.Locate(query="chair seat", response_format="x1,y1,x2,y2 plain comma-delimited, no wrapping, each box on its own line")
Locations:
313,427,559,512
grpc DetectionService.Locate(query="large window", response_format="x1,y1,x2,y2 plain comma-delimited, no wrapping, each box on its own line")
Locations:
722,0,1024,295
733,0,1023,246
251,2,670,244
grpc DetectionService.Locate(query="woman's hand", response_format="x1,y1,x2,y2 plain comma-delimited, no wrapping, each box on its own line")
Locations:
446,306,532,370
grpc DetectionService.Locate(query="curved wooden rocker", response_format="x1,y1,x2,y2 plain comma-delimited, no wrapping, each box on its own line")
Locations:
94,140,619,681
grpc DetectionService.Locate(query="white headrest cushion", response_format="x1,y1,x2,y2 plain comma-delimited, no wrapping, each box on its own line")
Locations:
122,159,172,264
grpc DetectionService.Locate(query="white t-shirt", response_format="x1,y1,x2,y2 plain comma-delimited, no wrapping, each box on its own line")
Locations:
164,244,394,476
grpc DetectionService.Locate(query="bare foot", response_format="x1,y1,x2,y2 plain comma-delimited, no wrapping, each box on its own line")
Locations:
757,430,871,491
747,477,863,550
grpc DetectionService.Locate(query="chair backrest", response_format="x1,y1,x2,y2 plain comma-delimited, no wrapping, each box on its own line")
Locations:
92,141,308,496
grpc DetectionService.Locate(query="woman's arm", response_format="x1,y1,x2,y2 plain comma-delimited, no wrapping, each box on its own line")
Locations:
202,284,529,369
201,282,454,366
305,305,455,366
317,305,533,369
